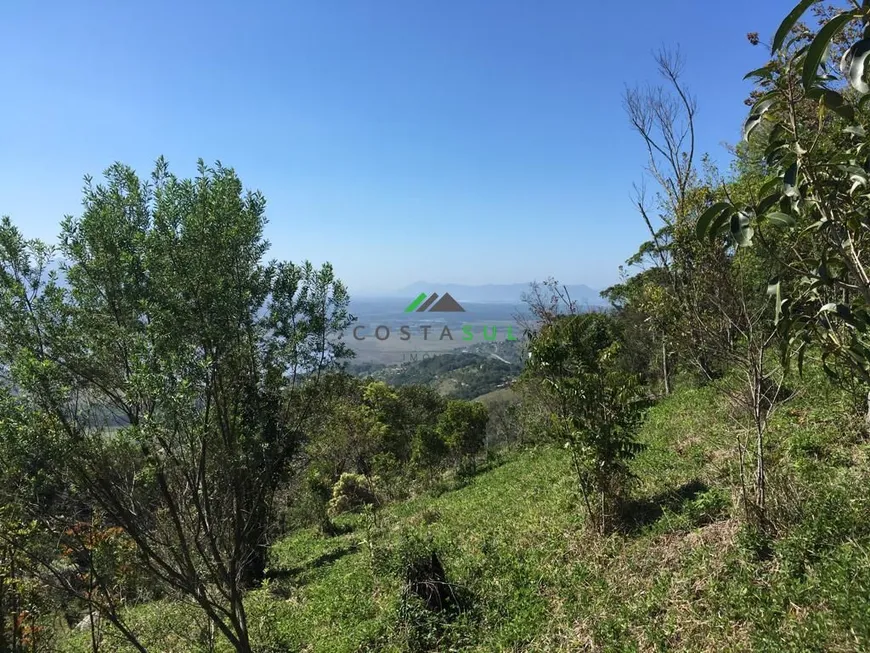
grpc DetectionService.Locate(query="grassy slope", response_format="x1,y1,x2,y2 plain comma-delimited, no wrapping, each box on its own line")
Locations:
61,372,870,652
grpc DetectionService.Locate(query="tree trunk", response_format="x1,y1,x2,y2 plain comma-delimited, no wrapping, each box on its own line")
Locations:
662,339,670,396
755,425,765,515
241,543,267,590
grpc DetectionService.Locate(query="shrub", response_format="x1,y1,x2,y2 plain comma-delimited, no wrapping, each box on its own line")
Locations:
328,473,380,517
523,312,648,533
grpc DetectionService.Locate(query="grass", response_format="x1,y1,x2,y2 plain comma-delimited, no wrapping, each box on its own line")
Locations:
59,370,870,652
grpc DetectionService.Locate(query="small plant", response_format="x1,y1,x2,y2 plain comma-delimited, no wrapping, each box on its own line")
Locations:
374,530,466,652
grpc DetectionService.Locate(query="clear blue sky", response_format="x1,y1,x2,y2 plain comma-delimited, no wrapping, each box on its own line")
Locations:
1,1,788,294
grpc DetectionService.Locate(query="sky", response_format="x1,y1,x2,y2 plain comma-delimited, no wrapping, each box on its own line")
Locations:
1,1,791,294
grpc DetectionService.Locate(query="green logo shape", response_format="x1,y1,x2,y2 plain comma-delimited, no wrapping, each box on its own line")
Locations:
404,292,465,313
404,292,429,312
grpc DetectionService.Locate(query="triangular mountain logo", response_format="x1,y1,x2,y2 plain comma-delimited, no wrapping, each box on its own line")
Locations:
404,292,466,313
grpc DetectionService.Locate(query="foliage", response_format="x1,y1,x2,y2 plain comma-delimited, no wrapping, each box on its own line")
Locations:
328,473,381,517
522,312,647,532
435,400,489,465
0,158,352,652
699,1,870,390
176,372,870,653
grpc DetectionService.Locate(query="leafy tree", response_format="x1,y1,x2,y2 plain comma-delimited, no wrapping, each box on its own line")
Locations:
522,312,647,533
435,400,488,467
411,423,449,471
699,0,870,416
0,158,352,652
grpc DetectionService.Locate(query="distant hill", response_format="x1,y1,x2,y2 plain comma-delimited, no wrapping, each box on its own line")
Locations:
393,282,606,305
349,339,525,400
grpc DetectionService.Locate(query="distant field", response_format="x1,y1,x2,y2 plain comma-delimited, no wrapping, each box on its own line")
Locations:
474,387,517,406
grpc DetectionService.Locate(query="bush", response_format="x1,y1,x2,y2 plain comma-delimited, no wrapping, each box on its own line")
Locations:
328,473,380,517
522,312,648,533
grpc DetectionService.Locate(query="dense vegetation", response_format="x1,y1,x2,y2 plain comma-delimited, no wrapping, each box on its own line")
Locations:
352,351,520,400
2,2,870,651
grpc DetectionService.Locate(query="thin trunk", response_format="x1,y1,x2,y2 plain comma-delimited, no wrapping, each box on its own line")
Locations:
737,432,750,522
11,550,18,653
0,549,7,653
756,424,765,514
88,550,99,653
662,339,670,396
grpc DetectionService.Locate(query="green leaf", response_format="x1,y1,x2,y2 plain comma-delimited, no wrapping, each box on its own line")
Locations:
730,211,755,247
773,0,820,54
756,193,781,216
695,202,733,240
742,97,777,141
765,211,797,227
759,177,781,196
803,12,859,90
744,63,775,80
766,142,790,167
818,303,866,329
767,278,783,325
820,89,855,121
709,210,733,241
783,162,800,198
743,115,763,142
840,38,870,94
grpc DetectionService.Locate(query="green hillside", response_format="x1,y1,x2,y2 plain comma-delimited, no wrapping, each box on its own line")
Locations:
6,5,870,652
59,369,870,652
351,342,524,400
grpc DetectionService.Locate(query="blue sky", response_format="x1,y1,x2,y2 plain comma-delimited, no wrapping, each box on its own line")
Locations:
1,1,788,294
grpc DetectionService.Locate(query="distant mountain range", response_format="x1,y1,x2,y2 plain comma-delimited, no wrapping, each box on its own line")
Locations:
379,282,606,305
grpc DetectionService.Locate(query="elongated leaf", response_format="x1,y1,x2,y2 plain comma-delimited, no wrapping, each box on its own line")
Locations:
765,211,797,227
840,38,870,93
742,97,777,141
820,89,855,120
767,278,783,325
803,12,858,89
743,115,763,142
760,176,781,196
744,63,774,80
784,162,800,198
709,210,732,241
756,193,781,216
730,211,755,247
773,0,821,53
695,202,732,239
766,142,791,167
819,303,865,329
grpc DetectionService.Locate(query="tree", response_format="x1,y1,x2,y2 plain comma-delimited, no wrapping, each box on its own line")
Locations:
522,312,647,533
435,400,488,468
618,46,790,523
621,48,700,390
0,158,352,652
699,1,870,418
